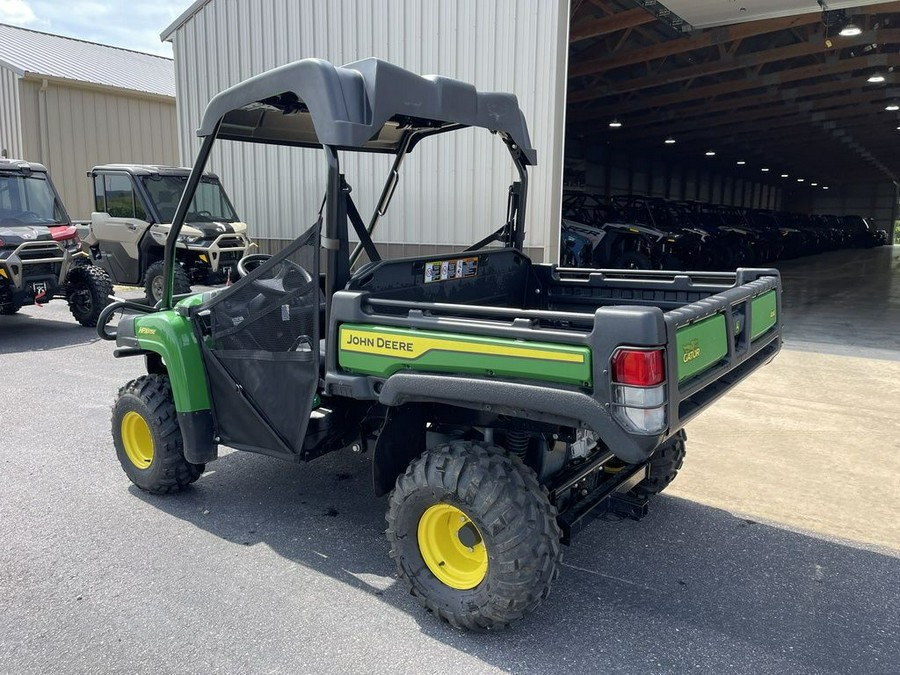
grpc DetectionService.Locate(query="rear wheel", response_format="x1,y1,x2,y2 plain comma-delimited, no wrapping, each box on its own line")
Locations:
112,374,204,494
144,260,191,306
66,263,112,327
386,441,562,630
730,241,756,268
629,430,686,499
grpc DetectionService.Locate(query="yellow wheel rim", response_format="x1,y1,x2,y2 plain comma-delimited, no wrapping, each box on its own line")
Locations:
121,411,154,469
417,503,488,590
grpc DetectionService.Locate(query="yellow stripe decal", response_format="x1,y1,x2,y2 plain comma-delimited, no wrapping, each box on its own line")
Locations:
341,327,585,364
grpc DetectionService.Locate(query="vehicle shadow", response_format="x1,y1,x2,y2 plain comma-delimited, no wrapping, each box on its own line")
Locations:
0,314,100,353
135,449,899,675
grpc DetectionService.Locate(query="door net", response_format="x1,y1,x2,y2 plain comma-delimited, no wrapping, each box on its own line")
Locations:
200,222,321,454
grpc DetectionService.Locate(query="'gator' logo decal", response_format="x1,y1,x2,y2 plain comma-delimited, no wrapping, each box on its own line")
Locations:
682,338,701,364
137,326,157,336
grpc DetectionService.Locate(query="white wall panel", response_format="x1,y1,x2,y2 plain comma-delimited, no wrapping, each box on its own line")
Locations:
0,66,22,159
170,0,569,260
18,79,179,219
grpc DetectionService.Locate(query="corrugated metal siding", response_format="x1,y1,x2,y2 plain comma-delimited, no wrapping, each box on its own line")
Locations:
170,0,569,260
18,79,179,220
0,23,175,98
0,65,22,159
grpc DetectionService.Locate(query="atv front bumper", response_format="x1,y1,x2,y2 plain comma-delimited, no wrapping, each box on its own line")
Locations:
0,240,67,302
186,233,251,273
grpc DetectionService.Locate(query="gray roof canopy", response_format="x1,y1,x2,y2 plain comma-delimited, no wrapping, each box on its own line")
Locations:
197,58,536,164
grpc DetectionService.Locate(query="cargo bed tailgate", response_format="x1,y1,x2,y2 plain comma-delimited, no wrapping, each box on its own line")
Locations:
663,270,782,429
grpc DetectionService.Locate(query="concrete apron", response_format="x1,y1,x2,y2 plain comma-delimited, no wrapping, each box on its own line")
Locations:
672,246,900,554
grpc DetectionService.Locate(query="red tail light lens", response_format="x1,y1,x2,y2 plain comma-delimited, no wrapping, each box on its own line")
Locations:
611,348,665,386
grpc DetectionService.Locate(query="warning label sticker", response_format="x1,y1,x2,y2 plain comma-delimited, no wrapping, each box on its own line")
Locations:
424,256,479,283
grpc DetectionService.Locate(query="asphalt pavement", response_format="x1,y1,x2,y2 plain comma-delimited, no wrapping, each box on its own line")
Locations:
1,255,898,674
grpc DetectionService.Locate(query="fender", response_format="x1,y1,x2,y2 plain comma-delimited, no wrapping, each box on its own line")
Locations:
377,372,662,464
117,309,210,412
116,308,216,464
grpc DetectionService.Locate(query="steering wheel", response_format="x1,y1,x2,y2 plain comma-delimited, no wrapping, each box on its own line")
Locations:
237,253,274,277
236,253,313,291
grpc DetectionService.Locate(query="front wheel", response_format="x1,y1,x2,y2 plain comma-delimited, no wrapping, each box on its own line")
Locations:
386,441,562,630
112,375,204,494
0,297,21,315
144,260,191,306
66,263,112,327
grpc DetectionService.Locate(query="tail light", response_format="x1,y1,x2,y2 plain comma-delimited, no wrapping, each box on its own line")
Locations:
610,348,667,434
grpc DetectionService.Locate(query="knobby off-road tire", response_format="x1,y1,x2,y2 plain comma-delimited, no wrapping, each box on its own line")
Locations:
144,261,191,306
630,430,687,499
613,251,652,270
386,441,562,630
0,298,21,315
66,263,113,327
112,374,204,494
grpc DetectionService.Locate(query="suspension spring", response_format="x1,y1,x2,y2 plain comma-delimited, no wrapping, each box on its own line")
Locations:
504,430,530,459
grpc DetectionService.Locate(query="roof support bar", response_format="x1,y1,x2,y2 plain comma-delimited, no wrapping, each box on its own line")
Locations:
343,180,381,265
163,126,217,309
349,132,413,266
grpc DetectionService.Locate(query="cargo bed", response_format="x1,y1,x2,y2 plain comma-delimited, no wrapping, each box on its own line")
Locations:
326,248,782,461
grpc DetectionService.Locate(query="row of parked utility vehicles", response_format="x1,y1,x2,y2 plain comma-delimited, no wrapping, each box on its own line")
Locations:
0,160,251,324
561,191,889,271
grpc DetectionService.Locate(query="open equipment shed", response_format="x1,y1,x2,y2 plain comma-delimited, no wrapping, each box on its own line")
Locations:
162,0,900,260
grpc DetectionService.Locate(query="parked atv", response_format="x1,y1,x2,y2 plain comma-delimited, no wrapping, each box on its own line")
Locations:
0,160,112,325
78,165,252,305
561,193,651,268
609,195,707,269
842,214,887,247
98,58,783,630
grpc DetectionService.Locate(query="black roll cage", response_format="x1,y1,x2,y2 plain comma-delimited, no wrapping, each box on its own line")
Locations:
161,59,535,312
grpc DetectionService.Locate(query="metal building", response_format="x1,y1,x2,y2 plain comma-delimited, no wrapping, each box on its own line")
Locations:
0,24,179,220
161,0,569,262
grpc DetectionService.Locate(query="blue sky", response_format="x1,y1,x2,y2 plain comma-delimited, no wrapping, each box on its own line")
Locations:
0,0,189,56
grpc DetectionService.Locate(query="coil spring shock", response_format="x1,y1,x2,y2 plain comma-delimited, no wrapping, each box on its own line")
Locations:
504,429,530,459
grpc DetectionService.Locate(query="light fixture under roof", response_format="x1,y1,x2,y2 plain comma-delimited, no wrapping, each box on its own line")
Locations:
781,173,789,178
609,119,623,128
705,150,716,156
736,160,746,165
664,137,676,145
887,103,900,111
761,167,770,172
797,178,805,183
811,182,819,186
840,23,862,37
868,73,886,83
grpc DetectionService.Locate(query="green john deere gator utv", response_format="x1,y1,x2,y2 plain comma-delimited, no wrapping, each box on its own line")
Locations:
97,58,783,630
